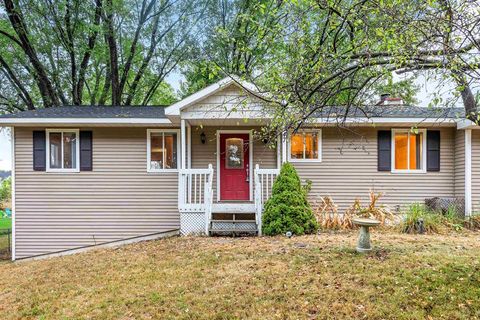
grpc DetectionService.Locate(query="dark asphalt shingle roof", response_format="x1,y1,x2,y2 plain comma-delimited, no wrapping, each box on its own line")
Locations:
0,105,168,119
0,104,466,120
313,105,465,119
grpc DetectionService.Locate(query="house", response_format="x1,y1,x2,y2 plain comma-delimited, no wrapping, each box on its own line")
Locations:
0,77,477,261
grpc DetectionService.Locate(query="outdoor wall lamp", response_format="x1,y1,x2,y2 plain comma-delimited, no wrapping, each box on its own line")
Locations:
200,132,206,144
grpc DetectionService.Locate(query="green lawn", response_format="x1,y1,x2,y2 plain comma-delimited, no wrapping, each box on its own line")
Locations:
0,231,480,319
0,217,12,230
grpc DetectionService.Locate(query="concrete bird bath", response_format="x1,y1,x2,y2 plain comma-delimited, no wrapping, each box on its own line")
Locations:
352,218,380,253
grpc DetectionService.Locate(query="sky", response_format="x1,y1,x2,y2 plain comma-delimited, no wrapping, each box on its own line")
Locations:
0,73,458,171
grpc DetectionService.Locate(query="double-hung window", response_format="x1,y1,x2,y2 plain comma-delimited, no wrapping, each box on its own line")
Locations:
147,129,180,172
392,129,426,173
288,130,322,162
46,129,80,172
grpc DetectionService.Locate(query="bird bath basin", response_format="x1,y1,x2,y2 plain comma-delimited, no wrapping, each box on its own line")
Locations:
352,218,381,253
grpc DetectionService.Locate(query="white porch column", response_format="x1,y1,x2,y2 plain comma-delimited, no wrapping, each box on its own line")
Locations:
187,123,192,169
277,134,282,168
465,129,472,217
11,127,15,261
181,119,186,169
281,131,287,164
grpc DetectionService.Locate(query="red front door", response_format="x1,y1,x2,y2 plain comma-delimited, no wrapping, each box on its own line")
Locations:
219,133,250,201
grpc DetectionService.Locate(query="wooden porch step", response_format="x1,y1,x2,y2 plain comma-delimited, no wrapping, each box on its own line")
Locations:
209,220,258,236
211,203,256,214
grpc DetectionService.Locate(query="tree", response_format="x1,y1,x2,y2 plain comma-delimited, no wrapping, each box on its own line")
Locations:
262,163,318,236
210,0,480,133
179,0,286,97
0,0,205,112
0,177,11,206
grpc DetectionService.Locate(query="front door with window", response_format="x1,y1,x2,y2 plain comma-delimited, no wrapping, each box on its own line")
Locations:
219,133,250,201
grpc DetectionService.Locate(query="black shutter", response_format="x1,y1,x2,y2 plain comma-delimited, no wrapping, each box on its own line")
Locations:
80,131,93,171
427,130,440,172
33,131,46,171
378,130,391,171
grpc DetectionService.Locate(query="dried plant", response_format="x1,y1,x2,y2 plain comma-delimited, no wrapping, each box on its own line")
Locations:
315,196,353,230
314,191,395,230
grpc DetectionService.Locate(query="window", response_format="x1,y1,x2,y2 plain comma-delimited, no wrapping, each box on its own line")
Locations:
147,129,180,172
46,129,80,172
289,130,321,162
392,129,426,172
225,138,244,169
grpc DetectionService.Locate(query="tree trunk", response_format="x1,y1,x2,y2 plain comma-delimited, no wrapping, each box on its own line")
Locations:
3,0,60,107
104,0,120,105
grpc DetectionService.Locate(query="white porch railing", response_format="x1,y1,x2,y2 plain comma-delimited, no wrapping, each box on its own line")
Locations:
254,164,280,236
178,164,214,235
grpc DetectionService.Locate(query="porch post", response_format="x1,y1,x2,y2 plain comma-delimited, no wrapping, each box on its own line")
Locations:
281,131,287,164
277,134,281,168
187,123,192,169
465,129,472,217
181,119,186,169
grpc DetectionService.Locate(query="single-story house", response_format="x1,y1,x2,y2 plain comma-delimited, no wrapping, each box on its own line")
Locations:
0,77,478,261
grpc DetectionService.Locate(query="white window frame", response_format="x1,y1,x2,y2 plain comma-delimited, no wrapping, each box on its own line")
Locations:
46,129,80,173
147,129,181,173
391,128,427,174
288,129,322,163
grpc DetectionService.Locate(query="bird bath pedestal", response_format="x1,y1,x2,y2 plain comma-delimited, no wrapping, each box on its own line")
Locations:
352,218,380,253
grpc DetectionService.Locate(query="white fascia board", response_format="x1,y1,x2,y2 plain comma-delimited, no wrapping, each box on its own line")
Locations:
456,118,477,130
311,117,457,126
165,77,235,116
0,118,173,126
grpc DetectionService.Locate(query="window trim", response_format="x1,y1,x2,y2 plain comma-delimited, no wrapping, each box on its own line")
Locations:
46,129,80,173
391,128,427,174
287,129,322,163
147,129,181,173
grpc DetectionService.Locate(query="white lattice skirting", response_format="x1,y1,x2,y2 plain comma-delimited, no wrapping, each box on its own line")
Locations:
180,212,206,235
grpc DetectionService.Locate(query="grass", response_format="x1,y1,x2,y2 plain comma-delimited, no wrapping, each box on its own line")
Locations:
1,232,480,319
0,217,12,230
0,218,11,260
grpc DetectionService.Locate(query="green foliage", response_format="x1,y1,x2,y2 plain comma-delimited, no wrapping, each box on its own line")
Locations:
0,177,11,206
401,203,464,234
179,61,223,98
0,0,197,111
373,77,420,105
401,203,443,234
262,163,318,236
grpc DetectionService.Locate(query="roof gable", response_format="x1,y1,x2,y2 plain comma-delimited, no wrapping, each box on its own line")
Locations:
165,77,259,117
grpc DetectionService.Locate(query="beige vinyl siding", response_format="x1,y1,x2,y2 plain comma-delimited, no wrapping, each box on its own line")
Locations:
14,127,179,259
292,127,456,212
471,131,480,213
454,130,465,200
186,84,265,117
190,126,277,201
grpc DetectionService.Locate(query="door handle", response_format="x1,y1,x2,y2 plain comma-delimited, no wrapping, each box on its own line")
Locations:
246,164,250,182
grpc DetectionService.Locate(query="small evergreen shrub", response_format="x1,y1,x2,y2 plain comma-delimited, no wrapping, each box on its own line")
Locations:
262,163,318,235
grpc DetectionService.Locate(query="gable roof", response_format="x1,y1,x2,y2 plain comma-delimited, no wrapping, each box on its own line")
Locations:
0,105,168,119
0,106,172,126
165,76,259,117
314,105,465,119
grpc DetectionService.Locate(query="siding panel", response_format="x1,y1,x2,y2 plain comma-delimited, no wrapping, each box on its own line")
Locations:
15,127,179,259
472,131,480,212
454,130,465,200
293,127,456,212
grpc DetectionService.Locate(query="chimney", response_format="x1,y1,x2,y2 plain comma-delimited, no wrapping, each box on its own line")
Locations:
377,93,403,105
